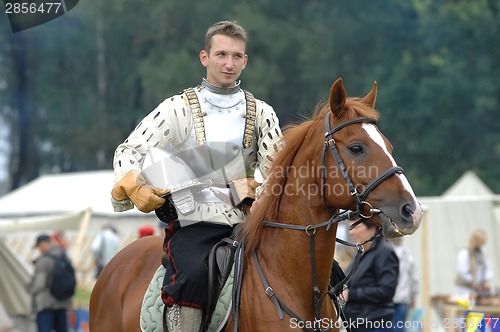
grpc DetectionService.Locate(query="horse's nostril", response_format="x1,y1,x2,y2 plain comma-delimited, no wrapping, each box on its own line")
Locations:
400,203,413,220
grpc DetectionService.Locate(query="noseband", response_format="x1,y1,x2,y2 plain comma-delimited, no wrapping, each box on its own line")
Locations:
246,114,406,332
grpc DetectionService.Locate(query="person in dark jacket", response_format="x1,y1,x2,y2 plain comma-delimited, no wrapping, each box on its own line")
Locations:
342,220,399,332
28,234,73,332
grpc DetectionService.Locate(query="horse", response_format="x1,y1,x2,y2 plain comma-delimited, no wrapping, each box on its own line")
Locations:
89,78,423,332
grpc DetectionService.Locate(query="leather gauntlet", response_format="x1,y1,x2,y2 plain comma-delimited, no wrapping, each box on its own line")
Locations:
229,178,261,212
111,171,170,213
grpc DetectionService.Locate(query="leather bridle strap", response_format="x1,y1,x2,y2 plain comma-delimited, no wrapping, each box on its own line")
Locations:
232,240,245,332
322,115,405,218
263,209,354,232
252,250,324,332
321,116,377,214
359,166,403,201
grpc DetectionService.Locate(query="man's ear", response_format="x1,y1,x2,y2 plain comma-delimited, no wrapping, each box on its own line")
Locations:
242,53,248,70
199,50,208,67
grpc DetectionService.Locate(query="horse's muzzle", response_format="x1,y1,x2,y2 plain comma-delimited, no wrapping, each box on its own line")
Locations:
379,201,423,238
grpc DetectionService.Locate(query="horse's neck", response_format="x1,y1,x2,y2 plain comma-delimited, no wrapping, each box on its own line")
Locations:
256,178,338,296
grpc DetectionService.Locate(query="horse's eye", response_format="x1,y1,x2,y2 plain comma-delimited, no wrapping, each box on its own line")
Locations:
348,144,364,154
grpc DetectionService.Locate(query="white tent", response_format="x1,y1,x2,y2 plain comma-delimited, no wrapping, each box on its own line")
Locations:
401,171,500,320
0,170,160,316
0,236,33,317
0,170,144,217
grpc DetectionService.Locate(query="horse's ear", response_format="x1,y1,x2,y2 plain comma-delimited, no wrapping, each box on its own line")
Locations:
360,81,377,108
329,78,346,118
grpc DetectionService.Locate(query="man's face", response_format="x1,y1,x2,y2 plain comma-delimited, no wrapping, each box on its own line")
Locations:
200,34,248,88
37,241,51,253
348,221,376,244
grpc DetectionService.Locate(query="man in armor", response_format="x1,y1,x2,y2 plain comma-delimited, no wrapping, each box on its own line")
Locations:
110,21,282,331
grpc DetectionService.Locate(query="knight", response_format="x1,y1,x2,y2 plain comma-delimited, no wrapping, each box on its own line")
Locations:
110,21,282,331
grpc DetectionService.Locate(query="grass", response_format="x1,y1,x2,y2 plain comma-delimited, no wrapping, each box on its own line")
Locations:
74,287,92,309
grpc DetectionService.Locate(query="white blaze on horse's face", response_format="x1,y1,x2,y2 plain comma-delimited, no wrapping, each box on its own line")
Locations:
361,123,423,236
362,124,396,165
362,123,417,200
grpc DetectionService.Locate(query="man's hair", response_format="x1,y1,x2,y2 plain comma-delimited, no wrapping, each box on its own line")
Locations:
204,21,248,53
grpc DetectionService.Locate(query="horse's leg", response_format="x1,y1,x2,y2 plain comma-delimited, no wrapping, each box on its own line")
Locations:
90,236,164,332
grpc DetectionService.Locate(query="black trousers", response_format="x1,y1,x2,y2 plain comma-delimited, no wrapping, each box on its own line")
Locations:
161,222,233,309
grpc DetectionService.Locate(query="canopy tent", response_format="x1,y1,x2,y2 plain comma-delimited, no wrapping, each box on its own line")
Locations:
0,210,85,232
0,171,159,316
0,236,32,316
442,170,495,197
401,171,500,320
0,170,145,217
0,297,14,331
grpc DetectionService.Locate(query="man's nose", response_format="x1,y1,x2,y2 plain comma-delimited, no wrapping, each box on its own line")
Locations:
225,57,235,69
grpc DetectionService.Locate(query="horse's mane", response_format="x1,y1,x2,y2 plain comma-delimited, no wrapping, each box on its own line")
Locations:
244,97,380,252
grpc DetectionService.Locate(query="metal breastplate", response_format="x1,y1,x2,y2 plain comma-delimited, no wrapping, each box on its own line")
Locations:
172,86,256,185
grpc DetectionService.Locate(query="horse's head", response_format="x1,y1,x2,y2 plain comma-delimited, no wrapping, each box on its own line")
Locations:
324,78,422,237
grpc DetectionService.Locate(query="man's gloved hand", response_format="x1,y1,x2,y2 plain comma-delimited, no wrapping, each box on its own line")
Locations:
111,170,170,213
229,178,261,211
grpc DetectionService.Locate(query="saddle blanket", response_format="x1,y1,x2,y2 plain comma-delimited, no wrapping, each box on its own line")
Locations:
140,265,234,332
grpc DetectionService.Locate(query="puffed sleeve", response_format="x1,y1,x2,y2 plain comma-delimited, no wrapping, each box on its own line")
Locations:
111,94,191,211
254,100,282,179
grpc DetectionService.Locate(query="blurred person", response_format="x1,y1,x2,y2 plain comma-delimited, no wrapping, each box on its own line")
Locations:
91,224,120,279
27,234,72,332
51,231,69,252
454,228,493,301
342,220,399,332
110,20,282,331
390,237,419,332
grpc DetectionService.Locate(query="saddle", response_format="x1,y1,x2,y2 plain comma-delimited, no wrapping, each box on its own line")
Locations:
203,237,238,331
142,238,238,332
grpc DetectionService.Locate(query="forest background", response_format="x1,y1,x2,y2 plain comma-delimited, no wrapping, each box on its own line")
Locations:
0,0,499,196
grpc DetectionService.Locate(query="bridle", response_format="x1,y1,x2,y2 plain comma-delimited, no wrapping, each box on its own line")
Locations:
321,115,404,219
245,114,405,332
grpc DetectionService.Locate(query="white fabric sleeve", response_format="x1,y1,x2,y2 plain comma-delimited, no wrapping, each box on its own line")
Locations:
456,248,473,283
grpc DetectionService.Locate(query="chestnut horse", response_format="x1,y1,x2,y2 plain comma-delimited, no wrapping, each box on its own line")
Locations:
89,78,423,332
